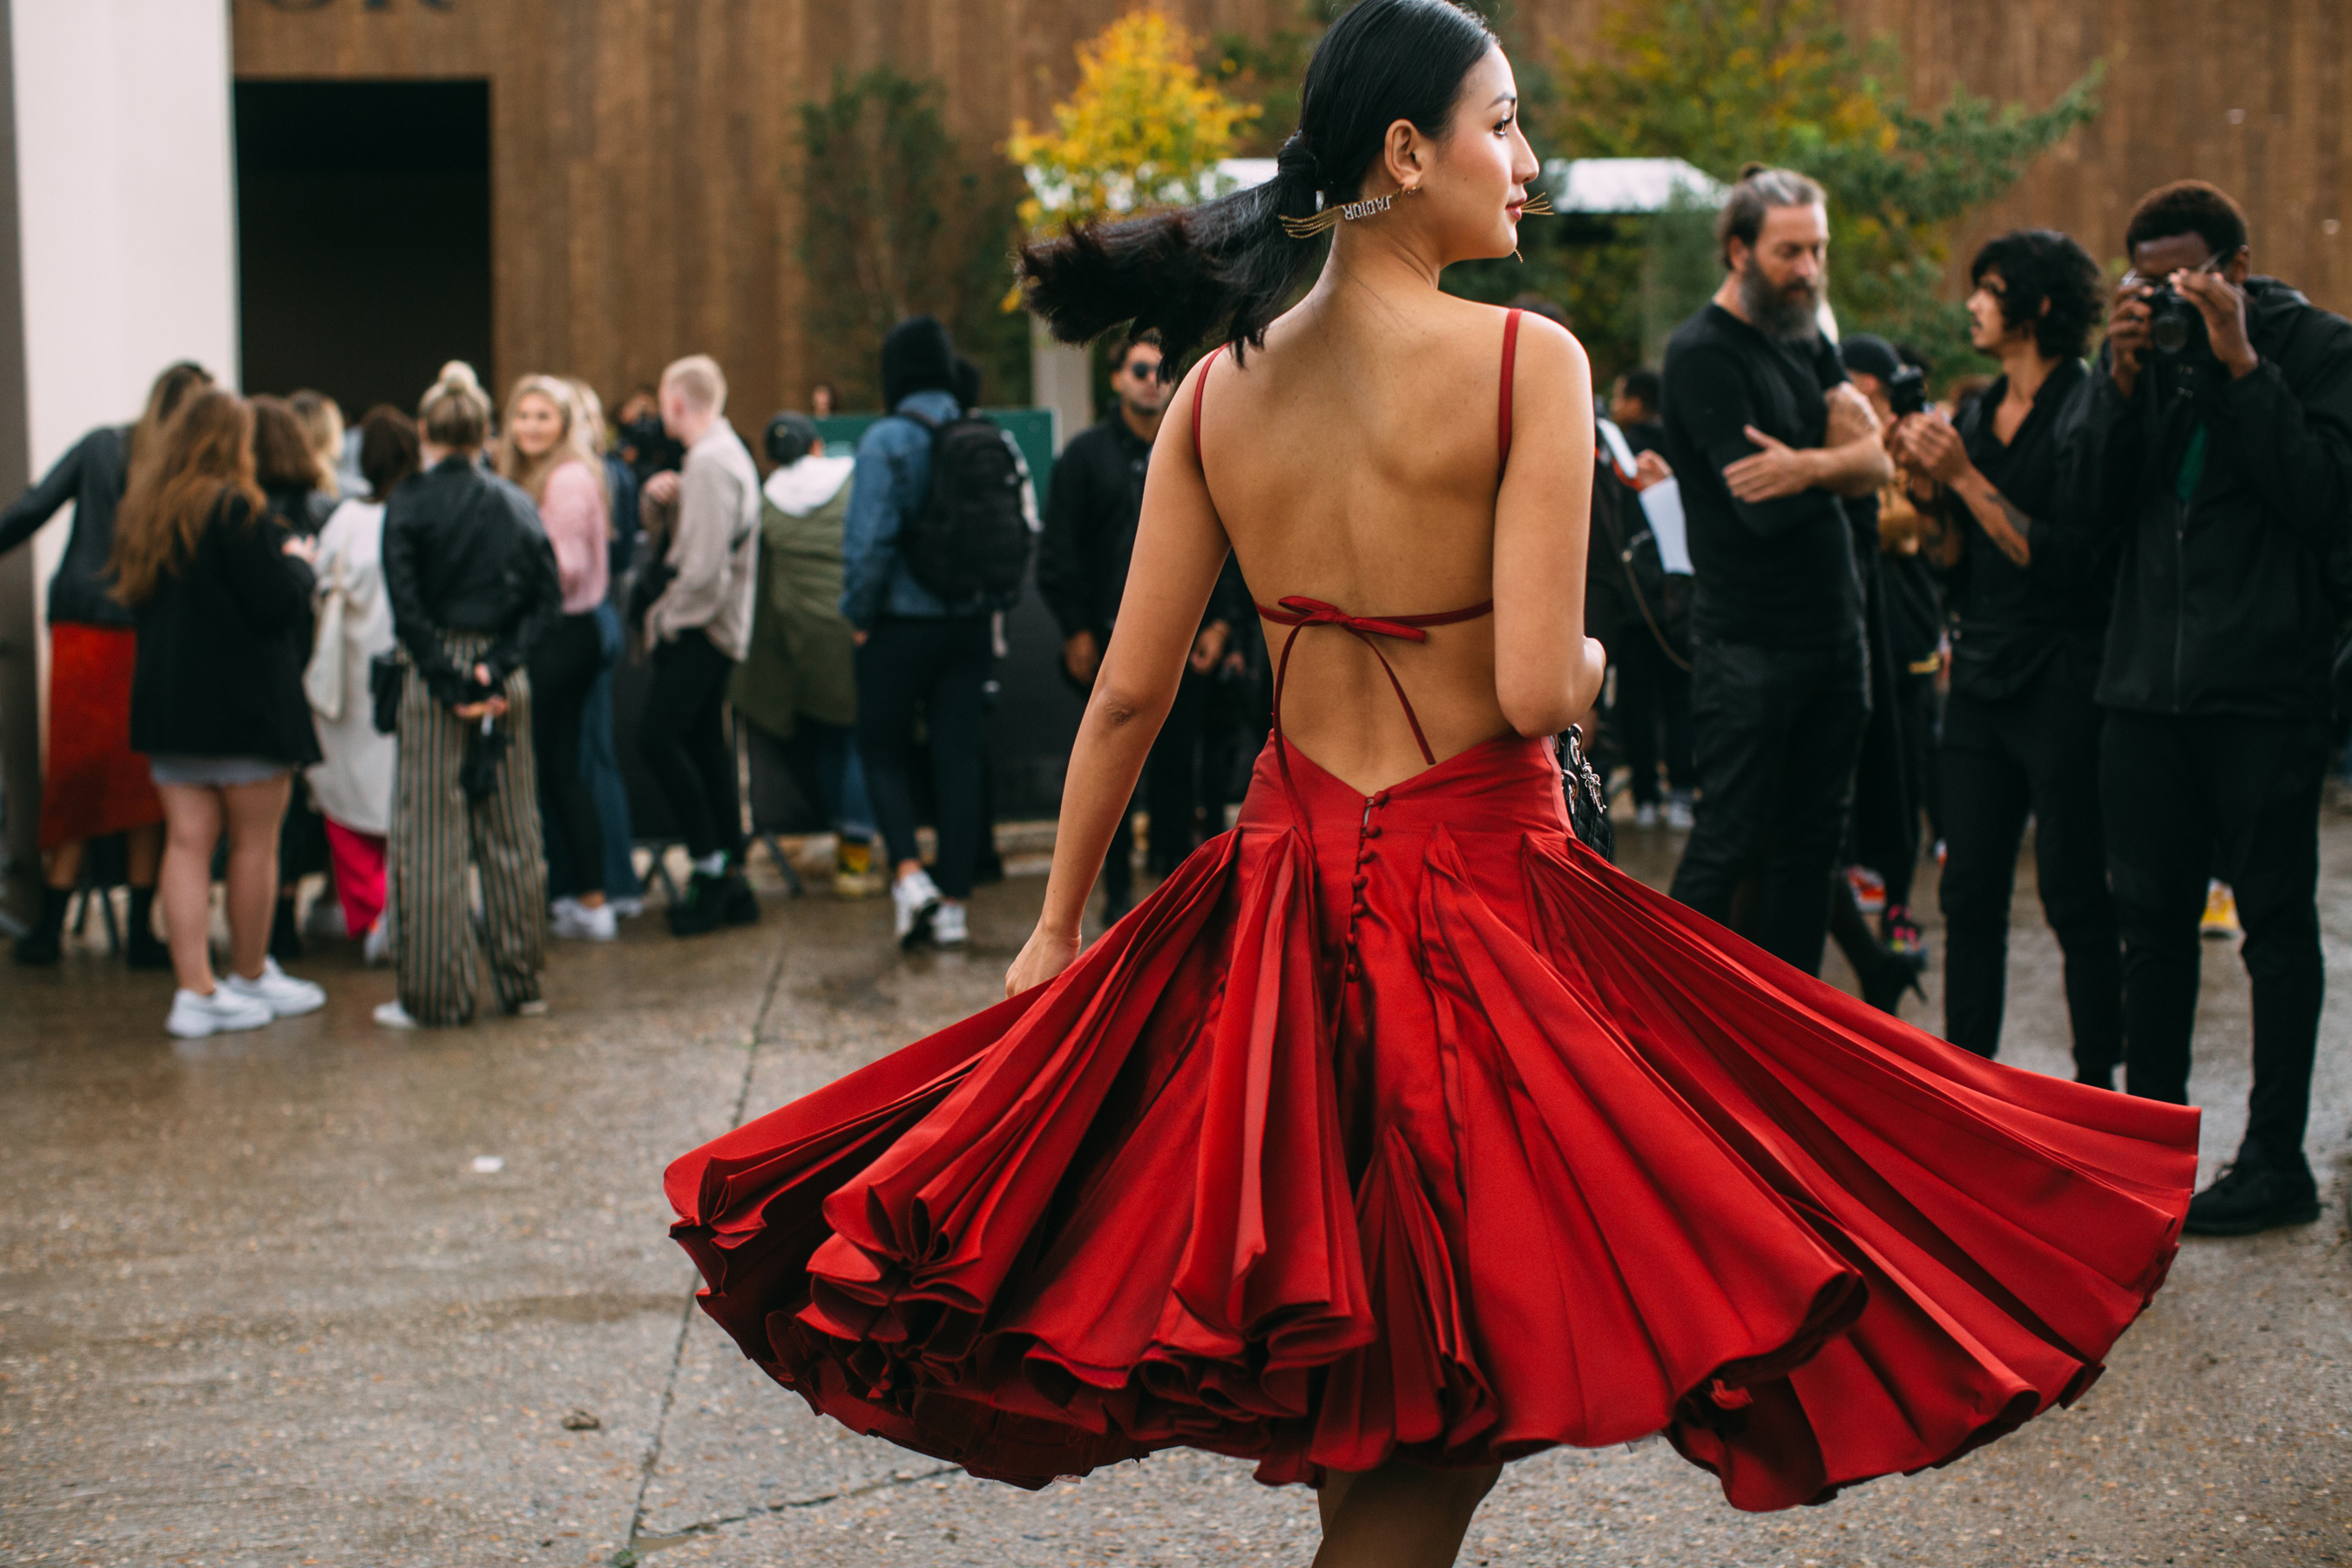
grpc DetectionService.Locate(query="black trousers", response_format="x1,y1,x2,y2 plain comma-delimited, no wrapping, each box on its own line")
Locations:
855,616,990,900
1104,665,1213,904
2100,711,2328,1166
1937,668,2120,1074
638,632,741,862
1854,666,1936,911
531,612,607,897
1671,636,1869,975
1613,631,1694,807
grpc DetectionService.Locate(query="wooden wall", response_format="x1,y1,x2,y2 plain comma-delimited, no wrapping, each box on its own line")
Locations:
231,0,2350,422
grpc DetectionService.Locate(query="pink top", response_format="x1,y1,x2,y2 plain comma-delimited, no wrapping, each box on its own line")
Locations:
541,459,610,615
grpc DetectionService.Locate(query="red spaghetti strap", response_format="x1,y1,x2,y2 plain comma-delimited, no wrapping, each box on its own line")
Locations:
1191,344,1227,455
1497,308,1523,469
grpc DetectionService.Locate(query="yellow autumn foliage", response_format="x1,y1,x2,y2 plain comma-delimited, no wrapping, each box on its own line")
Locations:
1007,10,1259,234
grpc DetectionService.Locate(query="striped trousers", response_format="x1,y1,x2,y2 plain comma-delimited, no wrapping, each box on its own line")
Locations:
390,632,546,1024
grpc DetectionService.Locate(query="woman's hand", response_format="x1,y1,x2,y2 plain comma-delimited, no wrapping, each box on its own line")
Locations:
1004,923,1083,998
282,534,320,565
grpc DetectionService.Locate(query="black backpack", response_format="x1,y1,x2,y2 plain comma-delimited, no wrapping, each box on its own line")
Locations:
898,409,1031,605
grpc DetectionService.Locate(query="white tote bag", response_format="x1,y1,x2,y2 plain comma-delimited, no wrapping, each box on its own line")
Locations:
304,557,347,720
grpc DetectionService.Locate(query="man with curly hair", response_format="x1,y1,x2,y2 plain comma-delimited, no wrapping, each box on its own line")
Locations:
1894,229,2119,1085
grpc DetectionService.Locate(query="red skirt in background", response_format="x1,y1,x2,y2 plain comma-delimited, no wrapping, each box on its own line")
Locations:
41,622,162,848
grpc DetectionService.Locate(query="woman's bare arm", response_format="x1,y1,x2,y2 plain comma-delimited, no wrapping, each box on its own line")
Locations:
1491,315,1606,737
1007,356,1232,996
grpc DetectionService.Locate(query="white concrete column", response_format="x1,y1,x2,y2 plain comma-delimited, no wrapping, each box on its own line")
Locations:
0,0,238,910
1030,314,1092,455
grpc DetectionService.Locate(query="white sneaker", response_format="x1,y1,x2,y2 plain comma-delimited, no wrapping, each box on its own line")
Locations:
222,956,327,1018
166,986,273,1038
608,896,645,920
933,901,969,949
551,900,618,942
362,920,390,968
1632,802,1660,829
892,868,943,950
1663,795,1695,832
374,999,419,1030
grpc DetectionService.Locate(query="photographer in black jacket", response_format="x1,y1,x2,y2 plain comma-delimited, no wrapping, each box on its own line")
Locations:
2069,181,2352,1235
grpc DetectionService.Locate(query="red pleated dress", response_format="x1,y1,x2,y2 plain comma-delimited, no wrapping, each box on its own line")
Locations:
666,312,2200,1512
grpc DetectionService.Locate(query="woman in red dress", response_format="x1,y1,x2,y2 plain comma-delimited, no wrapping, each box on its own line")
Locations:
667,3,2199,1561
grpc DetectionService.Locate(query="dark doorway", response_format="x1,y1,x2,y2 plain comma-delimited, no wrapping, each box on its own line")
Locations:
234,79,490,416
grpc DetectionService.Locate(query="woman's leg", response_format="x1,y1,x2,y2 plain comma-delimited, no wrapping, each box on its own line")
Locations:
156,785,225,992
220,774,293,982
1313,1461,1501,1568
531,615,607,902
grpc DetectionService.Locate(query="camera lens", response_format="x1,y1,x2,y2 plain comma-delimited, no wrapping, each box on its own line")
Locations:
2152,306,2189,355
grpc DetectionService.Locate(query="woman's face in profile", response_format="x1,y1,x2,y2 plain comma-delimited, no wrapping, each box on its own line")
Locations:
1426,47,1540,266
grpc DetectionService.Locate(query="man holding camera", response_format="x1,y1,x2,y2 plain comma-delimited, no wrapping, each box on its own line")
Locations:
1663,166,1893,975
2069,180,2352,1234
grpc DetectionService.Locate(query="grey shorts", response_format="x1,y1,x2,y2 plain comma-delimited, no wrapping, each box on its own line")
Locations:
147,754,294,788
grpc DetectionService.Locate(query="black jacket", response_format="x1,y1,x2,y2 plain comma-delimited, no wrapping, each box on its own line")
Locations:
382,456,562,706
1037,414,1246,652
128,490,321,765
1943,358,2110,701
0,425,132,628
1661,304,1862,650
2065,278,2352,720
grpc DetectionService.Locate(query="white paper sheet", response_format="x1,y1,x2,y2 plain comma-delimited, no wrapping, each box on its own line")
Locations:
1637,477,1693,577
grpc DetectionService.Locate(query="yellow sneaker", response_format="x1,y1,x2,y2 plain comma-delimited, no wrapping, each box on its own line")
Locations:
2200,880,2242,940
834,839,879,900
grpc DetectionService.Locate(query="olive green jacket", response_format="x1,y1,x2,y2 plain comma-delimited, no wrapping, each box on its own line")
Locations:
729,460,858,739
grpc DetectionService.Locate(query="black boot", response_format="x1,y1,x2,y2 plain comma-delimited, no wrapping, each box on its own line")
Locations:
125,886,171,970
269,895,302,962
666,870,728,936
1829,872,1925,1017
721,869,760,927
2183,1144,2322,1236
12,884,71,966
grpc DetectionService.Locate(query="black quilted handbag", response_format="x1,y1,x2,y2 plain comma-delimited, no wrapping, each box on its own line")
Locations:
1559,724,1615,862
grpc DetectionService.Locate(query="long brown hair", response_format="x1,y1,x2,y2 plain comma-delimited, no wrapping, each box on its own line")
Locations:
250,395,321,493
120,361,214,510
111,389,264,605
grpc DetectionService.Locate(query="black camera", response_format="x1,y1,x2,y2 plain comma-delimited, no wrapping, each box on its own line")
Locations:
2144,284,2211,359
1887,364,1928,418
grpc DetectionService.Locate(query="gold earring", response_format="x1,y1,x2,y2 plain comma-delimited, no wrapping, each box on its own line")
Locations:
1278,183,1420,240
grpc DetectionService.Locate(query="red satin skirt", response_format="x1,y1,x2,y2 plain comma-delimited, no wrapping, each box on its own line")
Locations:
666,733,2198,1511
40,623,161,847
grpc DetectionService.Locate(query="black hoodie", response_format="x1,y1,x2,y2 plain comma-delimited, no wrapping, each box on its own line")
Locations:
2063,276,2352,720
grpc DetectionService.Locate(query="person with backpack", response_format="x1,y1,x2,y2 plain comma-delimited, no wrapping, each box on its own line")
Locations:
636,354,763,937
841,315,1033,950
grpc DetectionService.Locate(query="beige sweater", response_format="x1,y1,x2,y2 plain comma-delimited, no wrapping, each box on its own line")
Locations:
642,422,761,660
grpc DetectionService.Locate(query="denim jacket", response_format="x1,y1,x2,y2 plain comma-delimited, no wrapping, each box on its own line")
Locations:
840,389,995,627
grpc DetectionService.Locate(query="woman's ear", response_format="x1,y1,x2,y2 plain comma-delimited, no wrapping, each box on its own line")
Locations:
1382,118,1423,192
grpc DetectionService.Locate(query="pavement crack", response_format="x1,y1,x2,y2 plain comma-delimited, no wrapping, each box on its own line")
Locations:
623,1464,961,1557
618,933,796,1565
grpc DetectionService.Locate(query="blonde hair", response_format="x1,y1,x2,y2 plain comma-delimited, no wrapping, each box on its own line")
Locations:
288,389,345,493
494,373,608,510
660,354,726,416
565,378,610,456
419,362,490,449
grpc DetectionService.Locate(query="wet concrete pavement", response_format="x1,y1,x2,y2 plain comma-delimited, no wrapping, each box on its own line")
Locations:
3,820,2349,1567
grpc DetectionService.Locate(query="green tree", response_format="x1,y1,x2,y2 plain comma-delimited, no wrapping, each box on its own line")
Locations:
1542,0,2101,379
797,66,1029,411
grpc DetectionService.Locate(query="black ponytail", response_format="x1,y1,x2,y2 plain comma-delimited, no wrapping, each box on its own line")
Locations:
1017,0,1497,377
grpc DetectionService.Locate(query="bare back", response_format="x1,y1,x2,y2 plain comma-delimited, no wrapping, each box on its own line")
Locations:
1186,288,1589,794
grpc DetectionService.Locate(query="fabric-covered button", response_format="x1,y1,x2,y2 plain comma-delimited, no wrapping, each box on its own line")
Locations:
1363,825,1382,839
1352,873,1369,890
1372,791,1391,808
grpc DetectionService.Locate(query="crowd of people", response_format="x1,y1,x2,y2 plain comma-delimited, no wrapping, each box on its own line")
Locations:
1,159,2340,1235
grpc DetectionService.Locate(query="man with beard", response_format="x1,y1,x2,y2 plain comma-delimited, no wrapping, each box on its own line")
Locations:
1662,165,1894,974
